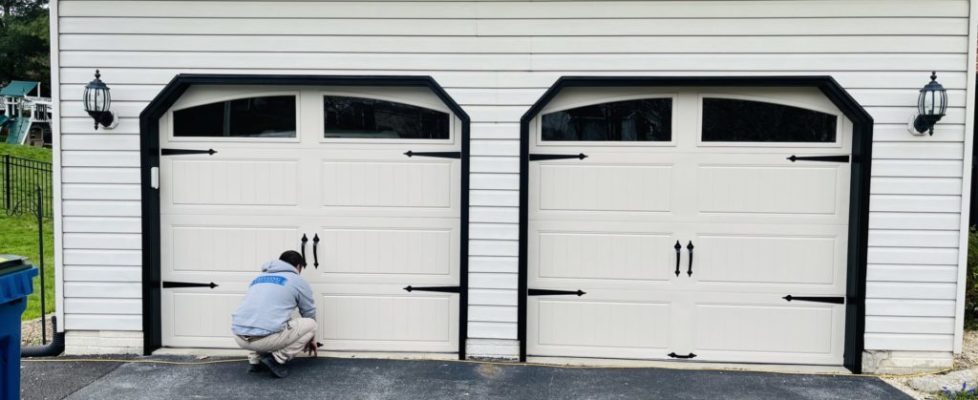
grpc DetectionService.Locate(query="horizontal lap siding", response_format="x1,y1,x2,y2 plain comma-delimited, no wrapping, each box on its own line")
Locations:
57,0,969,353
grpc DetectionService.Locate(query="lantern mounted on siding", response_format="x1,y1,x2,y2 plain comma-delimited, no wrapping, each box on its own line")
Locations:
83,70,118,130
909,71,947,136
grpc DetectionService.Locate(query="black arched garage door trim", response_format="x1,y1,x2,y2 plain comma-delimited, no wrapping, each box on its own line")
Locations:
140,74,471,359
517,76,873,373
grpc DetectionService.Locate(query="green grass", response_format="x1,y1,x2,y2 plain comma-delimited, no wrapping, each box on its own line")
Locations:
0,143,54,321
0,143,52,162
1,210,55,320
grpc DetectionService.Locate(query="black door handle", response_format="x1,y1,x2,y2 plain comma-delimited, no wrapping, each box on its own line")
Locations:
686,241,694,277
668,352,697,359
673,241,682,277
312,234,320,269
300,234,308,263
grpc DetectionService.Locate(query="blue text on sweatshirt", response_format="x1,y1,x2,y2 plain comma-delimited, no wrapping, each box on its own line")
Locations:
231,259,316,336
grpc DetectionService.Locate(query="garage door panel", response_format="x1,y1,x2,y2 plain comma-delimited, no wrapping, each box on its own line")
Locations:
696,165,841,215
537,163,675,213
170,159,299,206
536,231,677,282
694,234,841,286
169,225,300,273
161,88,462,354
527,89,851,366
163,291,243,348
321,293,457,352
691,300,844,364
320,160,454,209
530,299,673,358
319,227,455,276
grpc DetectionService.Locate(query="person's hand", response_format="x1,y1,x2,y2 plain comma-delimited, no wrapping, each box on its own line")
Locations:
304,337,318,357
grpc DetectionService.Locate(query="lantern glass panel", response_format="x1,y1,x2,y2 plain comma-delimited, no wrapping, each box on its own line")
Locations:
101,90,111,112
84,86,110,113
918,81,948,117
919,91,932,115
84,88,93,112
939,89,948,115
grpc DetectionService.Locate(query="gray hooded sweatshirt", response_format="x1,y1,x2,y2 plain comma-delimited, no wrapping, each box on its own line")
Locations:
231,259,316,336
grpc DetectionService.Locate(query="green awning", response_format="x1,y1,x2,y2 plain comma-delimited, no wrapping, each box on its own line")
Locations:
0,81,39,98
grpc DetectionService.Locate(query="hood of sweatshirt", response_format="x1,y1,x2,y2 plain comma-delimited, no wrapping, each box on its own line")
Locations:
261,259,299,274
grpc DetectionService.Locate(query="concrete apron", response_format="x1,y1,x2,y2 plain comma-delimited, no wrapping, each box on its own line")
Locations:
153,347,852,375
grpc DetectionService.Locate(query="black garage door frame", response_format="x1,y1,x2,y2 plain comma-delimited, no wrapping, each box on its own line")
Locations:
517,76,874,373
139,74,471,359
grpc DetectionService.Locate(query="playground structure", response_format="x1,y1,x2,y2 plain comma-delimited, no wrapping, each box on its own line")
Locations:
0,81,52,147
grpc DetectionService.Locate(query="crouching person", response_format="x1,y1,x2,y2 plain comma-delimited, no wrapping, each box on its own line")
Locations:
231,250,318,378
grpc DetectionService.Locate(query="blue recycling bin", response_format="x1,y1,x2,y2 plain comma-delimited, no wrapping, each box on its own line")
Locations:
0,255,37,400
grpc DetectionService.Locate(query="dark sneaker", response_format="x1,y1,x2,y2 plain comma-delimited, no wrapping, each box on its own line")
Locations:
260,354,289,378
247,362,267,373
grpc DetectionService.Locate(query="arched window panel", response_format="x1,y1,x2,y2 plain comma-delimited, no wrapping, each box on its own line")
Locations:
542,98,672,142
702,98,837,143
173,95,296,138
324,96,450,139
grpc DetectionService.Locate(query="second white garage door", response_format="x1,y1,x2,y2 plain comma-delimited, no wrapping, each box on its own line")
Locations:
527,87,851,365
159,85,461,354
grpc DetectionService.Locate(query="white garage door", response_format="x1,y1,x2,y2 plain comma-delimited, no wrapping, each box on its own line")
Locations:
159,86,461,353
527,87,851,365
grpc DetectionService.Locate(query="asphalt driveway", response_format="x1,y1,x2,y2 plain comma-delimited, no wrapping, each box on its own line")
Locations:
21,356,912,400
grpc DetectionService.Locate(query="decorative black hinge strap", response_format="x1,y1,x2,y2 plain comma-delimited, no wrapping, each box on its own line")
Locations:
161,148,217,156
403,285,461,293
404,151,461,159
787,155,849,163
162,281,218,289
668,352,697,359
782,295,845,304
528,289,586,296
529,153,588,161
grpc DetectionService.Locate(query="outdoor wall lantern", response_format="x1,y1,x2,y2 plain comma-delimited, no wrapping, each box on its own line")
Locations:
909,71,947,136
83,70,118,130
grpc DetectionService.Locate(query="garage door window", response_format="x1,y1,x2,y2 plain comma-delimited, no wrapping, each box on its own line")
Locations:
541,98,672,142
173,96,297,138
323,96,450,139
702,98,837,143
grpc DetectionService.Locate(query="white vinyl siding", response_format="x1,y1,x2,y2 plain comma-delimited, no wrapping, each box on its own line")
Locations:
55,0,971,355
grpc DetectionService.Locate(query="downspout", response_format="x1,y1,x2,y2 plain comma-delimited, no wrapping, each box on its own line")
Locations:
21,316,65,357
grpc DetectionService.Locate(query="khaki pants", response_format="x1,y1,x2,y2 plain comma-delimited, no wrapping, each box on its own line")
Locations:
234,318,317,364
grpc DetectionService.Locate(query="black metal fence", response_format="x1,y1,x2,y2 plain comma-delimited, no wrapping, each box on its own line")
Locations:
1,155,53,217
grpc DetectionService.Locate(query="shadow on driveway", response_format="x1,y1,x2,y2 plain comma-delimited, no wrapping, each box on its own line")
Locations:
22,357,911,400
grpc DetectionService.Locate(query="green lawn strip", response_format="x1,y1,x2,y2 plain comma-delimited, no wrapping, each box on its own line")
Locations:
0,140,52,164
0,143,52,162
1,213,55,320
